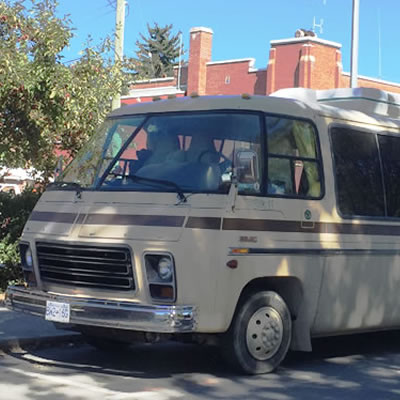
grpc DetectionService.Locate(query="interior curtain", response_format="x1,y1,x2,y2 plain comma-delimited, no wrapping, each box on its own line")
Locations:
292,121,320,197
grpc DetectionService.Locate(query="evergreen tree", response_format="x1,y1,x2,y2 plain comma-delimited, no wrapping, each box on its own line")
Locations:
134,23,182,79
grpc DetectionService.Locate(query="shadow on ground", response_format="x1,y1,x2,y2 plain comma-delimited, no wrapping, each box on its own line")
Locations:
2,330,400,399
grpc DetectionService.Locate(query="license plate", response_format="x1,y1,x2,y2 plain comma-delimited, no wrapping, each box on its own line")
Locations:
45,301,70,323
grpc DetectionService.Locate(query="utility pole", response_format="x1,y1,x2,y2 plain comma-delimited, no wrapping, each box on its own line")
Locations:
111,0,126,110
350,0,359,88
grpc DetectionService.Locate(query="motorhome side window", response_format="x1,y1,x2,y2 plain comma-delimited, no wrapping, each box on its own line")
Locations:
377,134,400,217
331,127,385,217
265,117,322,198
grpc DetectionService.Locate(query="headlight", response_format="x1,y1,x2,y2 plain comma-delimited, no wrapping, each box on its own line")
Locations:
145,253,176,302
19,243,37,287
19,243,33,270
158,257,173,281
25,248,33,269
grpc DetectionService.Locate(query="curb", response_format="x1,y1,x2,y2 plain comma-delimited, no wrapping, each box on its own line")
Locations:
0,292,83,352
0,333,83,352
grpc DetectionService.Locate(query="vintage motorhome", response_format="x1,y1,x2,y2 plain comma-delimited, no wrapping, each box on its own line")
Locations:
6,87,400,374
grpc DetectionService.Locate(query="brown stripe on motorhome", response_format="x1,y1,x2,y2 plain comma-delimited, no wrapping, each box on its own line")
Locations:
185,217,221,230
29,211,77,224
75,214,86,225
323,222,400,236
223,218,400,236
222,218,308,232
85,214,185,227
28,212,400,236
231,248,400,256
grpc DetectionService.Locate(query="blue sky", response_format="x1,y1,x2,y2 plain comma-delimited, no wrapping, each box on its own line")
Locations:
57,0,400,83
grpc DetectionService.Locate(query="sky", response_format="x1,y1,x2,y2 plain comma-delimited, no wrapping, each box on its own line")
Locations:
56,0,400,84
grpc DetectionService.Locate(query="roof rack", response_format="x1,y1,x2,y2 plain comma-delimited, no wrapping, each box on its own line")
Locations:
271,87,400,119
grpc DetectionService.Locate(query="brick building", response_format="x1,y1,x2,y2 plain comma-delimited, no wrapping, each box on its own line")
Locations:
121,26,400,105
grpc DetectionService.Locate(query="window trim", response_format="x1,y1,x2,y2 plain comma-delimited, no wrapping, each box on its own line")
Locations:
97,110,266,196
60,109,324,200
264,113,325,201
377,131,400,220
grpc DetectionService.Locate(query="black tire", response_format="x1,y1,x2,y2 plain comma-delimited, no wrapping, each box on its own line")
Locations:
222,291,292,374
84,335,131,352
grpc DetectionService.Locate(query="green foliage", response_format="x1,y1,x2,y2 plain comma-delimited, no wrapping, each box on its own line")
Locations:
133,23,182,80
0,189,40,291
0,239,21,291
0,0,132,177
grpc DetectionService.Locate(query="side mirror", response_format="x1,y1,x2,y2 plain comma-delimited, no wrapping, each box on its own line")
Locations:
234,149,260,193
54,156,64,180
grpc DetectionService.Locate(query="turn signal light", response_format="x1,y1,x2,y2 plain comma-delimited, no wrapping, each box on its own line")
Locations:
149,284,174,300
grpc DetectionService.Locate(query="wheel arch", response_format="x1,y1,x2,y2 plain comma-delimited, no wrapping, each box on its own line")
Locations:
231,276,311,351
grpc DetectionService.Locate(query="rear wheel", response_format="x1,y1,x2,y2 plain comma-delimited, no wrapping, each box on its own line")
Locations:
222,290,292,374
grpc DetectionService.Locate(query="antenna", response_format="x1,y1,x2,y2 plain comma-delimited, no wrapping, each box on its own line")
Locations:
106,0,116,10
313,17,324,34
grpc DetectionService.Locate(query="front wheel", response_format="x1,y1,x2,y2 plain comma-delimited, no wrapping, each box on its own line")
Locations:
222,291,292,374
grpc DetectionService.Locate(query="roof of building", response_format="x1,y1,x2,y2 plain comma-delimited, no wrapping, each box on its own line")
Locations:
270,36,342,49
122,86,185,99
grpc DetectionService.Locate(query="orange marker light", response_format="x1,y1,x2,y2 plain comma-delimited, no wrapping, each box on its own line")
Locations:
231,248,249,254
160,286,174,299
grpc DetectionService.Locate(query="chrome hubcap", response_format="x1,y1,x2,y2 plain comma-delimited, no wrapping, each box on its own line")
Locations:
246,306,283,361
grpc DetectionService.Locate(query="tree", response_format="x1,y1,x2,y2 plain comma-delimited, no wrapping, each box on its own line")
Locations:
133,23,181,80
0,0,132,178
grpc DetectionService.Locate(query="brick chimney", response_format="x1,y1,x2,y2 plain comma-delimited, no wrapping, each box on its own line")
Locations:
266,36,343,94
187,27,213,95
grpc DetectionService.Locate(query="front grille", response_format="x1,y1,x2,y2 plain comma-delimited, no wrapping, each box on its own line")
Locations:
36,242,135,291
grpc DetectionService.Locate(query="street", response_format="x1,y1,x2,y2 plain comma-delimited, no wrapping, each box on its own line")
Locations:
2,331,400,400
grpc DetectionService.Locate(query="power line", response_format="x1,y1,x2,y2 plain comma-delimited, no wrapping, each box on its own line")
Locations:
62,57,81,65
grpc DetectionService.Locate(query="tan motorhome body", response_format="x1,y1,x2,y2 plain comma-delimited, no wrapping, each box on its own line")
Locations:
6,88,400,373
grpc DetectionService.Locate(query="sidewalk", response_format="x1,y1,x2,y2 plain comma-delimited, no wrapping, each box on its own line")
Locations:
0,292,80,351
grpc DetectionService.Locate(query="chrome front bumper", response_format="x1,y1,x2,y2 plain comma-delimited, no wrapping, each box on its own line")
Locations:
5,286,197,333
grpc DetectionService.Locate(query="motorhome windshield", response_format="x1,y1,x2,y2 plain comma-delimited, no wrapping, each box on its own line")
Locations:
59,112,262,194
58,116,146,188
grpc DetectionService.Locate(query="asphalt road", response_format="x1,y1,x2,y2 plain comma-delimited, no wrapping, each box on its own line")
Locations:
2,330,400,400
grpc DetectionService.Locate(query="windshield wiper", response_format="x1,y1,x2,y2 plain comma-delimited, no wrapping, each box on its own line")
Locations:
48,181,83,199
129,175,187,203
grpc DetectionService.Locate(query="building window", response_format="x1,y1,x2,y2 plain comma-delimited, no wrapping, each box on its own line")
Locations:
225,75,230,85
266,117,322,199
331,127,384,217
